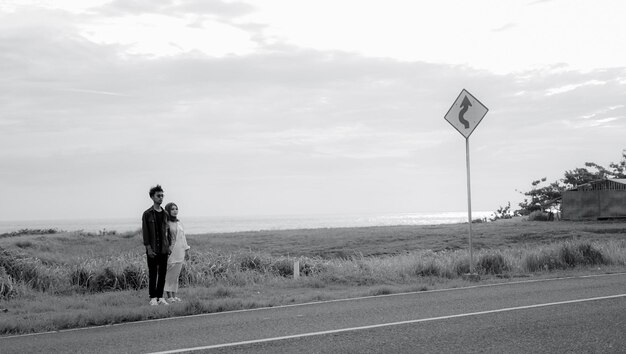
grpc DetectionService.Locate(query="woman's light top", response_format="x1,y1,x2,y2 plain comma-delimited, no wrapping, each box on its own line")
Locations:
168,221,190,263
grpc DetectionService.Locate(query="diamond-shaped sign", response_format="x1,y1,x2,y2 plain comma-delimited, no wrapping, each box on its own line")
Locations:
444,89,488,138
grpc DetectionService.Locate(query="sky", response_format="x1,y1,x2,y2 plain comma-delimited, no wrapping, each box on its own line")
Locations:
1,0,625,221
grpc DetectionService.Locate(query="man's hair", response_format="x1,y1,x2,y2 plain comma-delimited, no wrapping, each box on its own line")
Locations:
149,185,164,198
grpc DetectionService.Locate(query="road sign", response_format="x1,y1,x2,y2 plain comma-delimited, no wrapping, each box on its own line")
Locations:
443,88,489,275
444,89,488,138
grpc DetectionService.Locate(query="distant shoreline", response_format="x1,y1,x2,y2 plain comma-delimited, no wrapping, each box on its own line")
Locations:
0,211,495,235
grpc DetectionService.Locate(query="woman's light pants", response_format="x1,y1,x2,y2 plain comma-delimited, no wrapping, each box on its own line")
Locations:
164,262,183,293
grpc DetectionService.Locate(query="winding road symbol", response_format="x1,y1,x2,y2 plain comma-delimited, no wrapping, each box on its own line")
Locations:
458,96,472,129
444,89,488,139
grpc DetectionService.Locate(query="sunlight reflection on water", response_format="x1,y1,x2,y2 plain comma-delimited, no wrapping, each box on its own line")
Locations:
0,211,493,235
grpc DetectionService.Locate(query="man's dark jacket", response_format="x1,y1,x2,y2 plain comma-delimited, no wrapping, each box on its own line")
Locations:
142,207,171,255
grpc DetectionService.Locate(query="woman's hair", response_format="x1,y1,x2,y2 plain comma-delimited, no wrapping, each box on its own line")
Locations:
164,202,178,222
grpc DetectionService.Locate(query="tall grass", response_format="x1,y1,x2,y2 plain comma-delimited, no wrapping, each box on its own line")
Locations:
0,247,65,292
0,266,15,299
522,241,613,272
1,238,624,299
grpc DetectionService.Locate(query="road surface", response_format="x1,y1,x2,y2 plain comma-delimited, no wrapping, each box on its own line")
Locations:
2,273,625,353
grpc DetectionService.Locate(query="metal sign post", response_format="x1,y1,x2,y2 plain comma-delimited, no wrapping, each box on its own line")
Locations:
444,89,488,275
465,137,473,273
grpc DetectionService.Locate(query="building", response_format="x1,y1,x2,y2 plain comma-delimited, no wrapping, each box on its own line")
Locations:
561,179,626,220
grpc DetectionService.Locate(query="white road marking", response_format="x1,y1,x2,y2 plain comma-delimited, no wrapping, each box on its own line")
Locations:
149,293,626,353
2,272,625,339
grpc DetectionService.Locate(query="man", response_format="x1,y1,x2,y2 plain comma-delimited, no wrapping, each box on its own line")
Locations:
142,185,171,306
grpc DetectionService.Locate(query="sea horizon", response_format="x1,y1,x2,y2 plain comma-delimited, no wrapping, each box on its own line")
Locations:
0,211,495,235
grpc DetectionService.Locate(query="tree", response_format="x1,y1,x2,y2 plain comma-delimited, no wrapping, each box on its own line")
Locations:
585,149,626,179
517,178,565,215
606,149,626,177
562,167,603,188
490,202,516,221
516,150,626,215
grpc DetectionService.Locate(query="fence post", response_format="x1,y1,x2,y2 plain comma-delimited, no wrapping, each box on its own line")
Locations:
293,260,300,280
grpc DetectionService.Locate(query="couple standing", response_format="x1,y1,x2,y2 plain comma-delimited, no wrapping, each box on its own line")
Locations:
141,185,191,306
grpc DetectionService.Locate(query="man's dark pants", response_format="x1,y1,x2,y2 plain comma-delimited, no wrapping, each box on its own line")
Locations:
147,254,169,299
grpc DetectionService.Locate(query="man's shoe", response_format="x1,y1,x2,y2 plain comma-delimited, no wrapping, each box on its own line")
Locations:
149,298,158,306
157,298,169,305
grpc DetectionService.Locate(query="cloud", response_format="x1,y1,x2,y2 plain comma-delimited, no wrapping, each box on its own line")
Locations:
3,19,625,158
492,23,517,32
528,0,555,5
87,0,262,55
57,88,133,97
544,80,606,96
93,0,254,18
580,105,624,119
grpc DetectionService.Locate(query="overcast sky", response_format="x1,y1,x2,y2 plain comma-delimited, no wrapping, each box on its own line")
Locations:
1,0,625,221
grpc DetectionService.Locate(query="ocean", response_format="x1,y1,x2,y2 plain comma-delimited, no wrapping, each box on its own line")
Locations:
0,211,494,235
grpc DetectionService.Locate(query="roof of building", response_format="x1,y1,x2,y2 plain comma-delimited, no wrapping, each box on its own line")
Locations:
568,178,626,191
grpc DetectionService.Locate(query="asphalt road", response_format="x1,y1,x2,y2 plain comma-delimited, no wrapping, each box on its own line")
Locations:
2,273,626,353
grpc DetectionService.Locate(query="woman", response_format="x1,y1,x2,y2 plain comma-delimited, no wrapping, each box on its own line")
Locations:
163,202,190,302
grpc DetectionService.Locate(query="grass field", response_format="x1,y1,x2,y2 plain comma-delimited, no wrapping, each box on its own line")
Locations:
0,218,625,336
193,217,626,257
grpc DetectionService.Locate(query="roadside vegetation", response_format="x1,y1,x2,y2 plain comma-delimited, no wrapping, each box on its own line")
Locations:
1,220,625,336
513,150,626,217
0,228,59,238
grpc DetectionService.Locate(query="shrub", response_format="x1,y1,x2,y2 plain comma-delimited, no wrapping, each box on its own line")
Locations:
14,241,34,249
528,211,550,221
415,261,440,277
177,263,195,287
89,268,119,292
559,244,581,267
453,257,471,276
0,248,60,292
558,242,607,268
522,242,608,272
577,243,605,265
271,259,293,277
0,266,15,299
0,228,58,238
121,264,147,290
478,253,510,274
524,251,563,272
300,258,326,276
238,253,271,273
69,266,94,288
